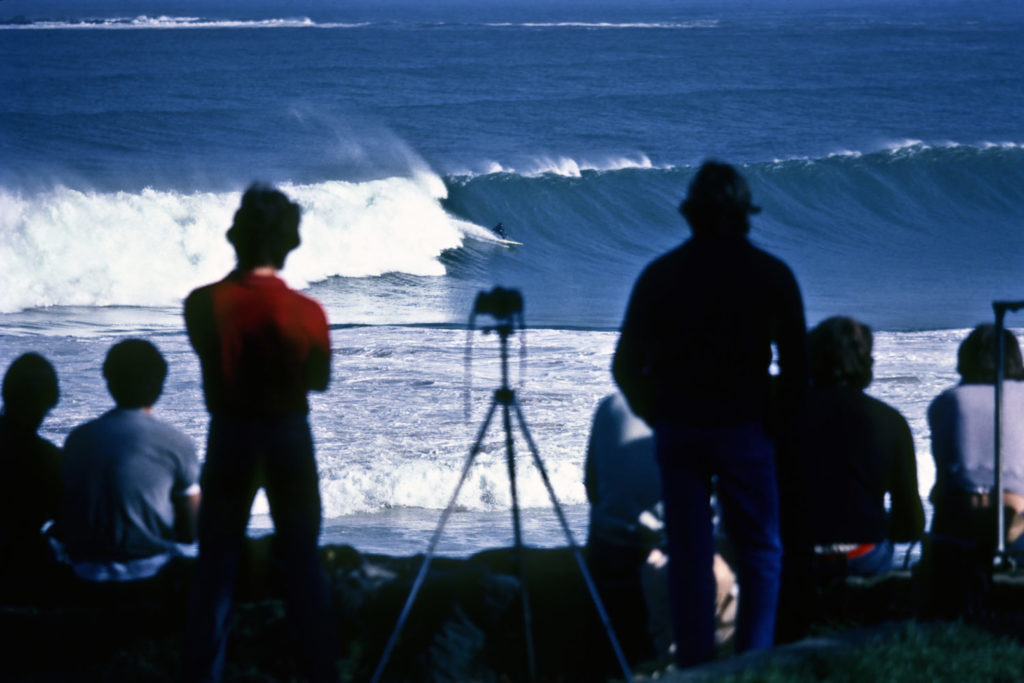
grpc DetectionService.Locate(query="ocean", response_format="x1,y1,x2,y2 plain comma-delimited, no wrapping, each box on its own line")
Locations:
2,0,1022,558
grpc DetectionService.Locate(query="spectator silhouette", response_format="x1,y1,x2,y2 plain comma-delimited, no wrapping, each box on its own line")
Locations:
584,392,663,664
0,352,61,600
776,317,923,641
57,339,200,586
183,184,337,682
585,391,738,664
926,324,1024,618
613,160,807,667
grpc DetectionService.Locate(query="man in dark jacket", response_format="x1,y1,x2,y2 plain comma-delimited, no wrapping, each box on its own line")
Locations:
613,160,807,667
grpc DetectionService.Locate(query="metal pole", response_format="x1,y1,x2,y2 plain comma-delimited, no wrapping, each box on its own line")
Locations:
995,305,1006,561
992,300,1024,568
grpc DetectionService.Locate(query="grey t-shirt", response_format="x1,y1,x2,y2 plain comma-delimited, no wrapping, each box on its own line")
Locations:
59,408,199,563
929,380,1024,497
584,392,662,548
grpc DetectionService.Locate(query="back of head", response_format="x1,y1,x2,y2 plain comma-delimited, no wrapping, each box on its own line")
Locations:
809,316,873,390
103,339,167,409
957,323,1024,384
679,160,761,238
226,183,301,270
2,352,59,428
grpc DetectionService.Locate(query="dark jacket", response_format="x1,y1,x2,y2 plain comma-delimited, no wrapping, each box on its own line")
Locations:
613,234,807,431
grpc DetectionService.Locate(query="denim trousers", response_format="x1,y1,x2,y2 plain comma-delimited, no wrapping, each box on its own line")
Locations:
656,421,782,667
183,414,337,682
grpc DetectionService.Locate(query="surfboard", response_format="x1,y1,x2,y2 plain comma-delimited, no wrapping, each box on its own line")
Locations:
497,238,523,247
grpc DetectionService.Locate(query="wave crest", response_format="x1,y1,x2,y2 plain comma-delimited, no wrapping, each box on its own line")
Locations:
0,175,467,313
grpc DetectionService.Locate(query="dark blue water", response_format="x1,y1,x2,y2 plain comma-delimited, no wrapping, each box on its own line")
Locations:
2,0,1022,331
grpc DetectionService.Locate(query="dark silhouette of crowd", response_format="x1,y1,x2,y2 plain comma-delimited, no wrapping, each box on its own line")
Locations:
1,167,1022,679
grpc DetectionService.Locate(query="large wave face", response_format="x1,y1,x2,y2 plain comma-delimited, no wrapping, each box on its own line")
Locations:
440,142,1024,331
0,173,465,313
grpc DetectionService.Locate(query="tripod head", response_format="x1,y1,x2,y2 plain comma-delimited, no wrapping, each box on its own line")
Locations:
470,287,524,338
465,287,527,418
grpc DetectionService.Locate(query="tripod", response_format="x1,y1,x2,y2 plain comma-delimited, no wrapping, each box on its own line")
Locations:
371,304,633,683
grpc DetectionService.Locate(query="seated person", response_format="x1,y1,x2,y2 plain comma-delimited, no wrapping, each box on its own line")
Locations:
777,317,923,638
585,392,736,663
926,323,1024,617
0,353,62,599
55,339,200,584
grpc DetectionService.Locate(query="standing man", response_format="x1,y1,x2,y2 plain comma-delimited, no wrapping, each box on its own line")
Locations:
612,161,806,667
183,184,336,682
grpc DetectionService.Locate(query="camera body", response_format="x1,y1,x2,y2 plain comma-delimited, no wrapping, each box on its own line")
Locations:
473,287,523,320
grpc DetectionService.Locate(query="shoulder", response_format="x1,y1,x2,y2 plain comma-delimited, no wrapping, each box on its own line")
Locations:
185,278,223,304
283,286,329,327
64,413,108,446
928,386,963,420
184,280,222,323
861,392,911,430
146,415,195,451
632,244,687,292
747,242,799,282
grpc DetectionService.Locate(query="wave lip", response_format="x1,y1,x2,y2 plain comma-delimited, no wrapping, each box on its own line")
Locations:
459,153,655,179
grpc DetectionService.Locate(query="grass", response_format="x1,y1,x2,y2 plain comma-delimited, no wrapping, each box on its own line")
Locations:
709,621,1024,683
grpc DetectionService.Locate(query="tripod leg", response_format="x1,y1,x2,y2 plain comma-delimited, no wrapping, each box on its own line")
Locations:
502,397,538,681
370,396,500,683
511,398,634,682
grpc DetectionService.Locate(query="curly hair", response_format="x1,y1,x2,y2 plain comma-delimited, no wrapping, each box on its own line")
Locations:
956,323,1024,385
809,316,874,390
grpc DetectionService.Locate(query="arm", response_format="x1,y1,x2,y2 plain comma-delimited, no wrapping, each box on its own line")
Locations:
887,415,925,542
184,287,215,359
927,392,957,501
584,397,612,506
305,302,331,392
612,272,657,424
174,489,201,544
173,435,202,544
773,265,808,425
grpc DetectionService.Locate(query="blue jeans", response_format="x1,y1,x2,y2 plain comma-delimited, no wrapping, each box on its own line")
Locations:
183,415,337,682
656,422,781,667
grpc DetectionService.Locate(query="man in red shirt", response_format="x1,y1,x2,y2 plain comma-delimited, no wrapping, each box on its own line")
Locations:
183,184,336,682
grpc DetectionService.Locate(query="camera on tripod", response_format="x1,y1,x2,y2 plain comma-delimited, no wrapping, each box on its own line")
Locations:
473,287,523,320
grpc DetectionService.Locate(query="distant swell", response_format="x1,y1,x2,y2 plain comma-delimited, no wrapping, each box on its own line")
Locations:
0,16,366,30
0,16,715,30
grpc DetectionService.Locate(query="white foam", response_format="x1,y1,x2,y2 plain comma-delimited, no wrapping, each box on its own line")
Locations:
318,448,588,517
0,16,369,30
487,21,719,30
0,175,466,313
883,138,927,153
461,153,654,179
